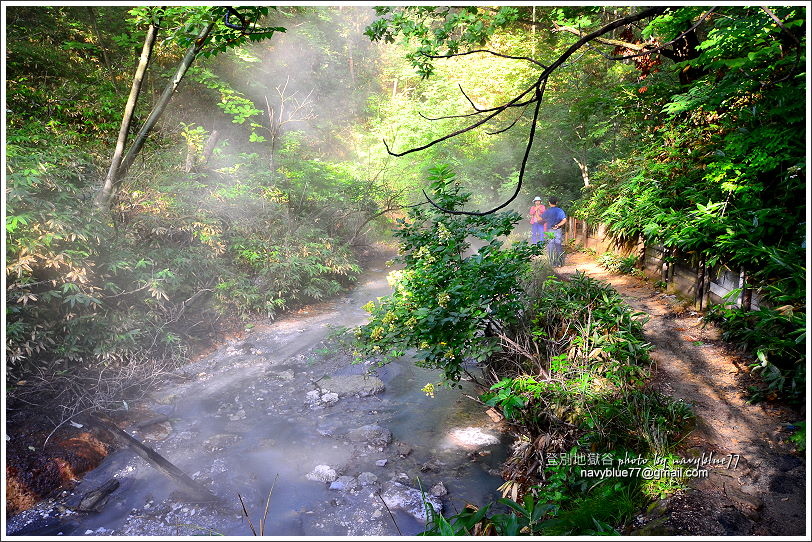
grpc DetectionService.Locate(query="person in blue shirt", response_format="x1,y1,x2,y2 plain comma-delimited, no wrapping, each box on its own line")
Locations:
541,197,567,266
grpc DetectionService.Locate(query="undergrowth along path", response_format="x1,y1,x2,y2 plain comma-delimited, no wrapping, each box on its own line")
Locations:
555,251,806,536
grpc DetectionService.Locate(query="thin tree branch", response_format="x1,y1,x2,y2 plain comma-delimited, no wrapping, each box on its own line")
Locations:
760,6,801,47
387,6,667,158
425,48,548,69
458,83,483,111
583,7,717,62
486,103,529,136
423,80,546,216
384,83,538,155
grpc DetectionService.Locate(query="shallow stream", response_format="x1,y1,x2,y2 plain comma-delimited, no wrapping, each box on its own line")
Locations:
8,264,511,536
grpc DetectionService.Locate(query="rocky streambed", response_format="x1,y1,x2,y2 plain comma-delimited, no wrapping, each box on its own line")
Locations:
8,266,511,536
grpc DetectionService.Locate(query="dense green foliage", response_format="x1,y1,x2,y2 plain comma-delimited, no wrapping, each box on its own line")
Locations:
354,165,541,382
420,272,692,535
364,5,806,400
5,6,384,413
572,6,806,400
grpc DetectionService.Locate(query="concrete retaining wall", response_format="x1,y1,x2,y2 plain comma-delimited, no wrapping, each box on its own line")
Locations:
564,218,760,311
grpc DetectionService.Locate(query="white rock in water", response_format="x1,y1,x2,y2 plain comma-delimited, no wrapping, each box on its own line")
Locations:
321,392,339,404
381,481,442,523
306,464,337,483
375,459,387,467
449,427,500,448
305,390,321,403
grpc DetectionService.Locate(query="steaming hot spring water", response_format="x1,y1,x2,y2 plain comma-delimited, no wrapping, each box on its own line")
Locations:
8,263,512,537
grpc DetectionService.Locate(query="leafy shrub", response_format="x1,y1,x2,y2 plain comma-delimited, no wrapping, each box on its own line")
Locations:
788,422,805,453
354,164,541,382
597,252,639,275
475,271,693,534
705,293,805,403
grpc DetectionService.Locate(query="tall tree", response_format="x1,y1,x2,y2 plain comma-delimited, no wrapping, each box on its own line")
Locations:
94,6,284,209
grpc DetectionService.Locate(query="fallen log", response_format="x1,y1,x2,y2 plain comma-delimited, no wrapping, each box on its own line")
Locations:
81,414,218,503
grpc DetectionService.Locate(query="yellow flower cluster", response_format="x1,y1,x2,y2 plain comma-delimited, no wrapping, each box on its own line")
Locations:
414,246,436,263
370,326,384,341
421,383,436,398
437,292,450,307
437,222,452,242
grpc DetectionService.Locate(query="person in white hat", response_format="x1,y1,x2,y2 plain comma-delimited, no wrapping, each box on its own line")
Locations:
528,196,546,245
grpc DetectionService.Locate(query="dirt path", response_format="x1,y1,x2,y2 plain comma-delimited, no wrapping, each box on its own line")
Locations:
557,252,806,536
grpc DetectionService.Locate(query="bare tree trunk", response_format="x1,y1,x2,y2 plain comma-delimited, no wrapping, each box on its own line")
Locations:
348,40,355,84
111,22,215,200
199,129,220,167
573,156,590,187
94,20,159,207
184,143,196,173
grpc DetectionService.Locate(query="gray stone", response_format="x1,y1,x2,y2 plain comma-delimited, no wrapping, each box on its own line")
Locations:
430,482,447,497
381,481,442,523
305,390,321,403
358,472,378,486
329,475,358,491
319,374,385,397
270,369,294,382
305,465,337,483
347,425,392,447
375,459,388,467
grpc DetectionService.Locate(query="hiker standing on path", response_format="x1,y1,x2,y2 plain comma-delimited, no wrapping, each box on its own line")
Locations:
542,197,567,266
528,196,546,245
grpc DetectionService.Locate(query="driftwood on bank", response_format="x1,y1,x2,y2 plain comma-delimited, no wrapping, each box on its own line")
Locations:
75,479,120,512
81,414,218,503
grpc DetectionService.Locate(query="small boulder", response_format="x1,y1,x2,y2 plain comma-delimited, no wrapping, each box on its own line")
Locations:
305,465,337,483
381,481,442,523
319,374,385,397
430,482,448,497
329,475,358,491
321,392,339,404
358,472,378,486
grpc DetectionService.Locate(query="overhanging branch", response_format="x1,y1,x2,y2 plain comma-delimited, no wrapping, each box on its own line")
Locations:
387,6,669,215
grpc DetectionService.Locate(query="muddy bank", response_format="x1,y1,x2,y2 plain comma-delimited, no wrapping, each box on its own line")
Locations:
7,264,511,536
